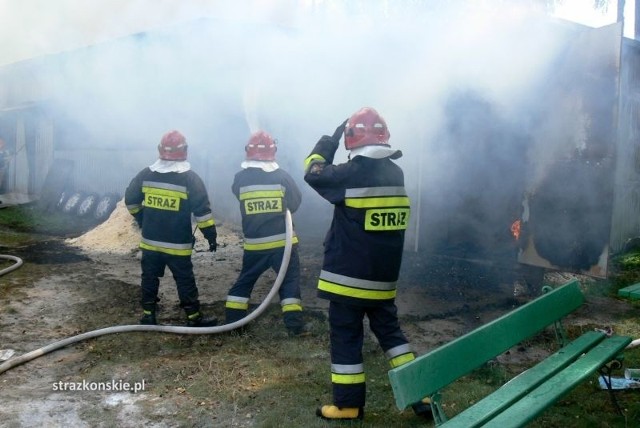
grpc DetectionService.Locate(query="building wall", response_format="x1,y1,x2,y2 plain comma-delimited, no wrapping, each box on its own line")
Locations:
611,38,640,252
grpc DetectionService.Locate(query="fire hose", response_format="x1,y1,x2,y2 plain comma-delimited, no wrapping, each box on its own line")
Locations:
0,210,294,375
0,254,23,276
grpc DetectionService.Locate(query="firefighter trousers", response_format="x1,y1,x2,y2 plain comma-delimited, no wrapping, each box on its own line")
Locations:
140,250,200,313
328,300,413,408
225,245,303,330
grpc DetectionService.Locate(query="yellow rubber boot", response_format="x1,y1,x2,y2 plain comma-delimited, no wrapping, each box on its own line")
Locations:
316,405,364,420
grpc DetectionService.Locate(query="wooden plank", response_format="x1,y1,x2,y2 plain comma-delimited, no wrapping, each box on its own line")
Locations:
482,335,632,428
439,331,606,428
388,280,584,410
617,282,640,297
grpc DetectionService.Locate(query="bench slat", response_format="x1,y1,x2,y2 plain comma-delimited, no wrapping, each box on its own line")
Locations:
627,290,640,300
483,335,632,428
389,279,584,410
617,282,640,298
439,331,606,427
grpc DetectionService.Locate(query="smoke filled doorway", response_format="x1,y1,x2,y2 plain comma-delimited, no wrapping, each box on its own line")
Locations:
413,22,622,287
518,22,621,279
412,88,542,294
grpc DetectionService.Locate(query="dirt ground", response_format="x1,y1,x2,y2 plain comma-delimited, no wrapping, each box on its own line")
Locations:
0,202,636,427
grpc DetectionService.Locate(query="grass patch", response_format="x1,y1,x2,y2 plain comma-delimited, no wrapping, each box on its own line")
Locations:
3,204,640,426
0,203,97,238
74,302,640,427
613,251,640,270
609,250,640,297
75,306,430,427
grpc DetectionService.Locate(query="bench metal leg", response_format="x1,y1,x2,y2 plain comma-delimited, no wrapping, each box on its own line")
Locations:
551,320,568,347
431,392,448,426
598,364,624,416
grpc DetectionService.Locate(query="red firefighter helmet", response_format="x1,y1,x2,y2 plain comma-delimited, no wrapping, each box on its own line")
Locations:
158,130,188,161
245,131,277,161
344,107,390,150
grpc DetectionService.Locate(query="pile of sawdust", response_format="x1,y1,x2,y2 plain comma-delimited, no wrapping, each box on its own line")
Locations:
66,200,141,254
66,200,242,255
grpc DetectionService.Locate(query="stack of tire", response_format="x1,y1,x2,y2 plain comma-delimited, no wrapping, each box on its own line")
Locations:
57,191,120,223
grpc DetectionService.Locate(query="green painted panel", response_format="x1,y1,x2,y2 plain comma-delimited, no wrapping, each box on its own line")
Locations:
483,335,632,428
439,331,605,428
389,280,584,410
617,282,640,297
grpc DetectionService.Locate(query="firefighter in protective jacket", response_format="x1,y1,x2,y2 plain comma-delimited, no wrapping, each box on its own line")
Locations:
304,108,430,420
224,131,307,336
125,130,217,327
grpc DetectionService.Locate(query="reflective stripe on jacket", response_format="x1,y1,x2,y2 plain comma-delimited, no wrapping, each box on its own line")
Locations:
125,168,216,256
232,167,302,251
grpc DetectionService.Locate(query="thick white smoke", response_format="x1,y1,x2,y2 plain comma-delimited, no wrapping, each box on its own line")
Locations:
0,1,623,260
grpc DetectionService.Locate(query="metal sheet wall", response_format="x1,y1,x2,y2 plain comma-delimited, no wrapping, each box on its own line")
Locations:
611,39,640,252
53,148,153,197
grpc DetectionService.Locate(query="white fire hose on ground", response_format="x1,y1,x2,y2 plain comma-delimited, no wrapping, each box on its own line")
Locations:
627,339,640,349
0,210,294,375
0,254,23,276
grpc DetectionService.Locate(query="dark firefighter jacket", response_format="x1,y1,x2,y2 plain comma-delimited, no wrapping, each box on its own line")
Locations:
232,167,302,251
304,136,410,307
125,168,216,256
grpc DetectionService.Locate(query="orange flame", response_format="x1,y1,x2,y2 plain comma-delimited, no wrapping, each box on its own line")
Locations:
511,219,521,240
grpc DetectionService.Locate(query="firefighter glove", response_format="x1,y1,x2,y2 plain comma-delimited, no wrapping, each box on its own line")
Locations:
331,119,348,142
208,240,217,253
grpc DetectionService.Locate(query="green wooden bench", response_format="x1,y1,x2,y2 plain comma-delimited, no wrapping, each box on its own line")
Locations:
618,282,640,300
388,279,631,427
